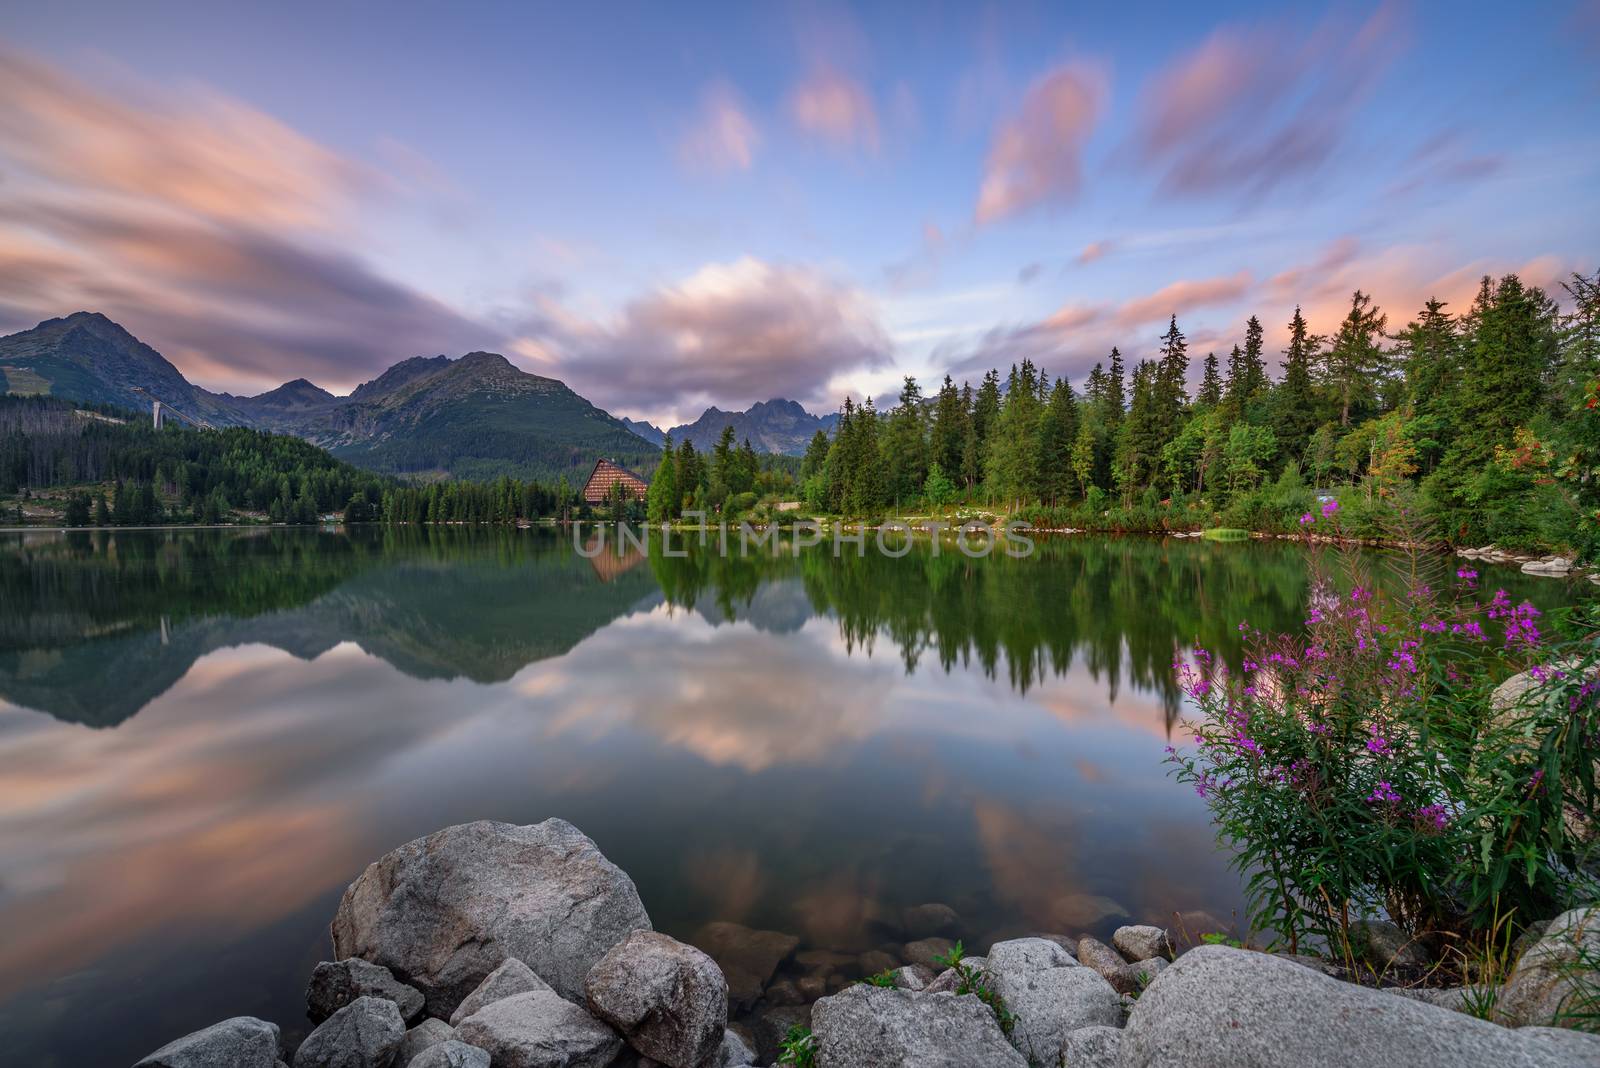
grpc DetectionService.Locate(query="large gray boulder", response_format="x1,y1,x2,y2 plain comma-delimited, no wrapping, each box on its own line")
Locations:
307,958,426,1024
985,937,1120,1064
1122,944,1600,1067
1499,906,1600,1027
331,820,650,1014
293,997,405,1068
395,1019,455,1065
689,921,798,1010
449,958,553,1027
584,930,727,1068
134,1017,281,1068
408,1040,490,1068
455,990,622,1068
810,985,1027,1067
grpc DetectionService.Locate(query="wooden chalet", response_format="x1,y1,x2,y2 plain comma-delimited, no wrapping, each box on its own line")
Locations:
581,458,649,504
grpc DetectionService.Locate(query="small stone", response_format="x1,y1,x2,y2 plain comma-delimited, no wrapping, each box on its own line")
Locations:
889,965,933,991
796,974,827,1000
795,949,855,972
407,1040,490,1068
1112,925,1173,962
584,930,727,1068
764,978,804,1005
293,997,404,1068
395,1019,455,1066
1061,1025,1123,1068
900,903,960,938
1076,935,1136,993
134,1017,282,1068
455,991,621,1068
1499,905,1600,1028
449,958,553,1027
1350,918,1429,972
923,968,962,995
308,959,426,1024
1128,957,1167,989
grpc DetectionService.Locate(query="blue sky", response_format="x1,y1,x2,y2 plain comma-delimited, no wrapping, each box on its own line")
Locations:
2,1,1597,425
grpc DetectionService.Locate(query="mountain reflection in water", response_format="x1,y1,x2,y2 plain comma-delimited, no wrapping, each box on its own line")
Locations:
0,527,1572,1067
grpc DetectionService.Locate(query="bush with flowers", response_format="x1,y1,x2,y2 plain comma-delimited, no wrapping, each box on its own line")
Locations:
1166,496,1600,962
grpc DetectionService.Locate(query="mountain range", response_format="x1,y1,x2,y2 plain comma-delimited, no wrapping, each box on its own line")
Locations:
0,312,838,480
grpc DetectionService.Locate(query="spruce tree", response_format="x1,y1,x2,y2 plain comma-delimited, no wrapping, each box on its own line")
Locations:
1273,306,1321,466
1197,353,1223,408
646,435,678,522
1321,290,1389,425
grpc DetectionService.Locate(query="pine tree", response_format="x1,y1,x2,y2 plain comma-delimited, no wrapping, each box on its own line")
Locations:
1393,298,1458,472
1036,377,1079,503
1241,315,1268,399
1321,290,1389,426
929,375,966,476
1197,353,1223,408
801,429,831,482
1273,306,1321,465
647,435,678,522
882,376,928,506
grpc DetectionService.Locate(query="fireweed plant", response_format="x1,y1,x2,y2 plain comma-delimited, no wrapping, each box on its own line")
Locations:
1166,499,1600,961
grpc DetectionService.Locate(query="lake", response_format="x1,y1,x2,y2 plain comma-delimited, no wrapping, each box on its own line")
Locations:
0,526,1576,1065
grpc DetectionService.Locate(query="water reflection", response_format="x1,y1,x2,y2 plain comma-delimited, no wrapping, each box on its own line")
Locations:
0,528,1574,1066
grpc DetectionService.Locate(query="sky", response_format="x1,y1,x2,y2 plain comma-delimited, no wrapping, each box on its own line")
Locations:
1,0,1597,428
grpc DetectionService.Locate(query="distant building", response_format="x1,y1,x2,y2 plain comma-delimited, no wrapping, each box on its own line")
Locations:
581,458,649,504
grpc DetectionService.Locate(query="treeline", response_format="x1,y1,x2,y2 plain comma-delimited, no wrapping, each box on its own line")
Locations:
771,267,1595,549
644,425,803,521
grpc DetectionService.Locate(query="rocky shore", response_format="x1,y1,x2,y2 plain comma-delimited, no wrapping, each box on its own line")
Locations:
134,819,1600,1067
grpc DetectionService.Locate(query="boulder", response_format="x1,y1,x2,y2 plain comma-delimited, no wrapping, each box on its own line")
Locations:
985,938,1120,1065
1060,1025,1122,1068
307,958,426,1024
1350,919,1429,972
292,997,404,1068
1076,935,1136,993
689,921,798,1010
449,958,553,1027
331,819,651,1014
857,950,898,976
901,937,955,969
134,1016,282,1068
584,930,727,1068
1112,925,1172,962
395,1019,455,1065
746,1004,811,1066
408,1041,491,1068
810,985,1027,1067
712,1028,757,1068
922,968,962,995
1122,944,1600,1067
764,977,804,1005
1389,986,1476,1013
455,991,622,1068
1499,906,1600,1027
900,903,959,938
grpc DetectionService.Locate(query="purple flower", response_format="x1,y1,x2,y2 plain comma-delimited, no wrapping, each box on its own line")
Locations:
1321,498,1340,518
1368,781,1401,804
1415,804,1450,831
1366,729,1392,756
1299,512,1314,525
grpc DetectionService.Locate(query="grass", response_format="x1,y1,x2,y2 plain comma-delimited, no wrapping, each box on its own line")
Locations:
1200,527,1251,541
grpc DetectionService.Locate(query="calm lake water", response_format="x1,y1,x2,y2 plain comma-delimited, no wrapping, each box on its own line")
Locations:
0,526,1578,1065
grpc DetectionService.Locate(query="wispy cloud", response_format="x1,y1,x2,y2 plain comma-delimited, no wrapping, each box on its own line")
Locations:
680,81,761,173
1132,3,1405,197
976,62,1108,224
788,66,880,152
0,46,491,393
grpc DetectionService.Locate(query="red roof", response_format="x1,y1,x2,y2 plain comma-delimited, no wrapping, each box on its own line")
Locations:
581,458,649,503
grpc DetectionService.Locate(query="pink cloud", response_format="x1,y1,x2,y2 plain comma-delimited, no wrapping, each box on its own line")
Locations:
788,67,880,152
1076,239,1114,265
1113,270,1253,328
976,62,1107,224
680,81,761,173
1133,4,1405,196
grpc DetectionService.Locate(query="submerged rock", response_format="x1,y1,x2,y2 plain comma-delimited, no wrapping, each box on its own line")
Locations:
810,985,1026,1068
449,958,553,1027
900,903,959,938
455,990,622,1068
134,1016,282,1068
1122,944,1600,1067
584,930,727,1068
292,996,404,1068
306,958,425,1024
330,819,650,1014
900,937,955,968
689,921,798,1010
